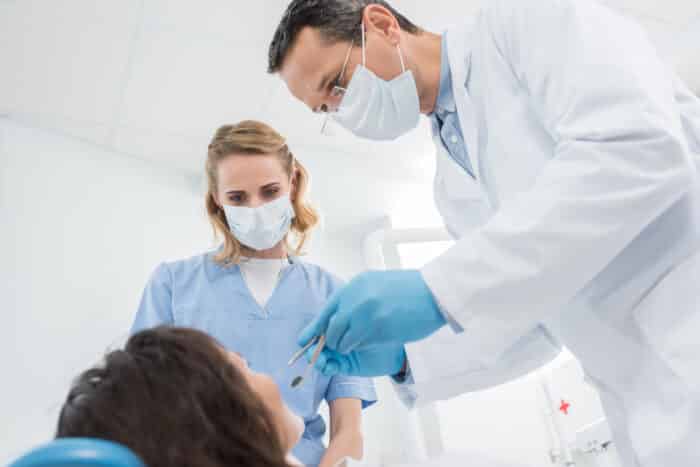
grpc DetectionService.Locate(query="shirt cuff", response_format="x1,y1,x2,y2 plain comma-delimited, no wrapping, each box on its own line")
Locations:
325,382,378,409
390,370,418,409
391,360,414,384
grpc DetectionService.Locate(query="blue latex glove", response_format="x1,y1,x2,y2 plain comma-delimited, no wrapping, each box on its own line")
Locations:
305,343,406,377
299,270,446,354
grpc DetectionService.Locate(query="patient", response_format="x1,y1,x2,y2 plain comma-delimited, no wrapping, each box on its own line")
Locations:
56,326,306,467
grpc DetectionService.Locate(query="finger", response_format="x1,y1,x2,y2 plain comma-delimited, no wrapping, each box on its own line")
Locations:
335,353,355,375
313,348,329,372
336,319,369,354
325,308,352,352
314,349,341,377
298,294,340,346
311,346,348,377
305,346,336,374
323,359,340,377
304,343,322,364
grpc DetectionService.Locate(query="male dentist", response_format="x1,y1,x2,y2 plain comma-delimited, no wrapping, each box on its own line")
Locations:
268,1,700,465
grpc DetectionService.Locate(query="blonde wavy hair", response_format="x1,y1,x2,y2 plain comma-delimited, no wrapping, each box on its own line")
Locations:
206,120,319,266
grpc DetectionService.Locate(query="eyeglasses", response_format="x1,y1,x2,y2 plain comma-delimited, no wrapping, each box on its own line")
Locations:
320,39,355,135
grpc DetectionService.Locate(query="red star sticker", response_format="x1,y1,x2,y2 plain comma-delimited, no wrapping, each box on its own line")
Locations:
559,400,571,415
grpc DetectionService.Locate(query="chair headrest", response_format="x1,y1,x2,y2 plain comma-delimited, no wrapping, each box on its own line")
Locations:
9,438,145,467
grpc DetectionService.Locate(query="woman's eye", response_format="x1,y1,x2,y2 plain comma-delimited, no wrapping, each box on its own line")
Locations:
229,194,244,203
265,188,280,198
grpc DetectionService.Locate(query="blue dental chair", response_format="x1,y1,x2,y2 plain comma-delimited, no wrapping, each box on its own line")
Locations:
9,438,145,467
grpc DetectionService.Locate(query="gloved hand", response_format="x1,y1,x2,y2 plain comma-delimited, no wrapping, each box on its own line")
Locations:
305,343,407,378
299,270,446,354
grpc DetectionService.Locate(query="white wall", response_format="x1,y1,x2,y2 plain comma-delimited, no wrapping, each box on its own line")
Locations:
0,119,213,463
673,17,700,94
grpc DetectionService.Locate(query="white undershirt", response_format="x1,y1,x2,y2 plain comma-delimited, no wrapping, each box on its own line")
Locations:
286,454,304,467
238,257,289,307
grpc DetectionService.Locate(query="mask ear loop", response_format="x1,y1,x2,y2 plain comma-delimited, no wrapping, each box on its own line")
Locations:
362,21,406,73
396,43,406,72
339,39,353,83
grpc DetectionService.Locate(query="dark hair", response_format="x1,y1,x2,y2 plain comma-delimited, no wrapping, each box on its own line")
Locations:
268,0,421,73
56,327,292,467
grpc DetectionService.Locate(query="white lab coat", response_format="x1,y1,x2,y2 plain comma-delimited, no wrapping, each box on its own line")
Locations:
394,1,700,466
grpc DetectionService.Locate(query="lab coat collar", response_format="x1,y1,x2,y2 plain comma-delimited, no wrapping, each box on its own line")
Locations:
433,33,457,115
445,23,473,93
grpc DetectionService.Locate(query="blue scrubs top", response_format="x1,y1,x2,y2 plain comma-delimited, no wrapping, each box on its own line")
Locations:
132,253,377,466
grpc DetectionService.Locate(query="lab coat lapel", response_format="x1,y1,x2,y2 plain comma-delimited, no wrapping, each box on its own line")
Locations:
446,24,481,183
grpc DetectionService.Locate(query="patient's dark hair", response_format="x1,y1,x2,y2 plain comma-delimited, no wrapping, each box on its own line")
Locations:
56,326,292,467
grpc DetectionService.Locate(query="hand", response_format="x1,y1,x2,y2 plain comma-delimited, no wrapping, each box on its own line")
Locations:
299,270,446,353
306,343,406,378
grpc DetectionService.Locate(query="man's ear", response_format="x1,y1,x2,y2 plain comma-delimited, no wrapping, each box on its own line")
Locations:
363,4,401,45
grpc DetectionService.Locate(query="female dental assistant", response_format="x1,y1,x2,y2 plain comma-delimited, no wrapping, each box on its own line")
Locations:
131,120,376,467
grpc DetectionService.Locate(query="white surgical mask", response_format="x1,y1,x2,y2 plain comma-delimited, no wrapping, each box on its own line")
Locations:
224,195,295,251
332,23,420,140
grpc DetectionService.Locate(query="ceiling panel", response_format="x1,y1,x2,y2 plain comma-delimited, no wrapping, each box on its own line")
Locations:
600,0,700,26
142,0,289,44
0,0,140,124
7,111,114,150
2,0,696,183
116,27,276,137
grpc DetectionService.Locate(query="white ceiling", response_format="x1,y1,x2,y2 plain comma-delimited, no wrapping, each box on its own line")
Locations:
2,0,699,232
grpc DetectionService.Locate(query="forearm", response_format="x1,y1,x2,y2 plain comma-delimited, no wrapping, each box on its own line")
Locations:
319,429,363,467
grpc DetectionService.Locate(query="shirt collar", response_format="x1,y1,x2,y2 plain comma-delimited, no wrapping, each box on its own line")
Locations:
207,246,298,273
